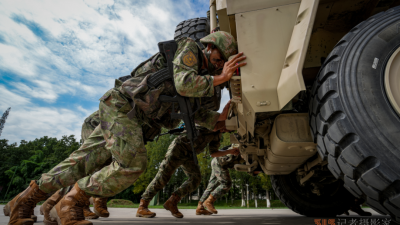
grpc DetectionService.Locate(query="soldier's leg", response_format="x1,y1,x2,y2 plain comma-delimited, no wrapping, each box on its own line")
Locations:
77,117,147,197
139,137,185,218
141,138,184,200
8,126,111,225
91,159,113,218
172,156,212,216
90,158,113,218
203,158,229,214
39,186,73,225
173,155,201,198
210,167,232,199
37,125,112,193
199,160,219,202
50,93,147,224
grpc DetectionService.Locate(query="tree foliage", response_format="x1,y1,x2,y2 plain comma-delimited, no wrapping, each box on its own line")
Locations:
0,132,276,204
0,135,80,200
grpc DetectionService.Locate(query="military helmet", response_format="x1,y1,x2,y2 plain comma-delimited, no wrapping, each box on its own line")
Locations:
200,31,238,61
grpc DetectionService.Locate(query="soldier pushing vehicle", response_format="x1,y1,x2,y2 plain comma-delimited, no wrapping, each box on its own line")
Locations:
7,31,245,225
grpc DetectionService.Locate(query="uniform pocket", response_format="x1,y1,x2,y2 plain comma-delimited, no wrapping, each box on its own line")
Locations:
109,117,147,154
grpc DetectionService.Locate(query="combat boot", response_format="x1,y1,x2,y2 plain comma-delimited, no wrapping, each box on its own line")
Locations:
49,183,92,225
203,195,218,214
3,201,11,216
4,192,22,217
4,197,38,223
40,190,63,225
31,211,37,223
8,180,47,225
93,197,109,217
83,200,99,219
163,193,183,218
136,199,156,218
4,202,37,222
196,201,212,215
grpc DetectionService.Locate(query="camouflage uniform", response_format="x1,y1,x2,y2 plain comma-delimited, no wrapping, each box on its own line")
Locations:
57,110,112,195
81,110,101,141
142,128,221,201
37,37,220,197
199,154,243,202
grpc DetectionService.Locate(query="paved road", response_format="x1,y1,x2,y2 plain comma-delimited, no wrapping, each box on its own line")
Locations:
0,205,395,225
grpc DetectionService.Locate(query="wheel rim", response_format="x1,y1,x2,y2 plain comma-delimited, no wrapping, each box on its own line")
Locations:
385,46,400,117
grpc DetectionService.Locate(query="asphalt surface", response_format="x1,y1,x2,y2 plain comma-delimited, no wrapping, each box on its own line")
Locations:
0,205,395,225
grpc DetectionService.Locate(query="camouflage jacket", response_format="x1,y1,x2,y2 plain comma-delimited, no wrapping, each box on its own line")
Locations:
110,37,220,130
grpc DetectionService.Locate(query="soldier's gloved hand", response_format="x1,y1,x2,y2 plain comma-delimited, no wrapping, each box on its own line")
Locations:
219,128,231,133
231,148,240,156
218,100,231,121
213,53,247,86
221,53,247,81
213,121,226,131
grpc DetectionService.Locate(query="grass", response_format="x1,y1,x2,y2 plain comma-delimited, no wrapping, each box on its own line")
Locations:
104,199,288,209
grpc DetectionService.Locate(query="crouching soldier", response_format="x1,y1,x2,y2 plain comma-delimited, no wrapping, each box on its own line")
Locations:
198,147,244,215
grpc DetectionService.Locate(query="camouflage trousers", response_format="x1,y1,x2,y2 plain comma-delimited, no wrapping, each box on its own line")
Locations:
141,136,202,200
199,157,231,202
37,89,148,197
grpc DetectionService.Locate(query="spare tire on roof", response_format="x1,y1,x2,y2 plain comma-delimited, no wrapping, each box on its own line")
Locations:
174,17,210,49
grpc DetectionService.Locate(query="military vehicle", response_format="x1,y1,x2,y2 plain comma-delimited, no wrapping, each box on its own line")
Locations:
174,0,400,222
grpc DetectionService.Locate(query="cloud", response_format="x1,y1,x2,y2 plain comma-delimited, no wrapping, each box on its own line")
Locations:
0,85,84,143
1,106,85,144
0,85,30,107
0,0,209,144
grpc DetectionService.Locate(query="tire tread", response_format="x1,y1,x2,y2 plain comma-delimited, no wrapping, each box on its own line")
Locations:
309,6,400,222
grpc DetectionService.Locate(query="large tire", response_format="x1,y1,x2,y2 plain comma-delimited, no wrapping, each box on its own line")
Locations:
309,6,400,222
174,17,210,49
271,171,355,217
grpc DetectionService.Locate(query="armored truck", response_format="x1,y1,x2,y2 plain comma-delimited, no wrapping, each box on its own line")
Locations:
175,0,400,222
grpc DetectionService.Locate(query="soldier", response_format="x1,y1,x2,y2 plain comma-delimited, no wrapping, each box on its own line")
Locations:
199,147,244,215
137,125,240,218
5,86,162,224
8,31,245,225
39,106,161,225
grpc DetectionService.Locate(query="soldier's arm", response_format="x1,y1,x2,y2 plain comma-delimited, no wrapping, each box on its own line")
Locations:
211,148,240,158
173,38,214,97
208,132,222,155
193,107,220,130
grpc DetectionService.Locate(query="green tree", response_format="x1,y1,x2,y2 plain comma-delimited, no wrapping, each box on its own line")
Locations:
1,135,80,200
259,173,272,207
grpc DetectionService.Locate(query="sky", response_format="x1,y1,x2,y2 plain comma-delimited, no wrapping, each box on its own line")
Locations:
0,0,230,144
